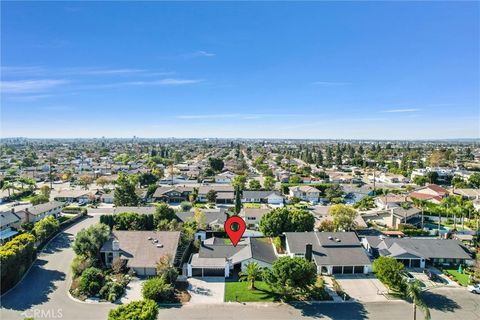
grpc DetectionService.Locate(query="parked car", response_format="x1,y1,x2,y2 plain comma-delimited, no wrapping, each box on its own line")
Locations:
403,272,415,283
467,284,480,294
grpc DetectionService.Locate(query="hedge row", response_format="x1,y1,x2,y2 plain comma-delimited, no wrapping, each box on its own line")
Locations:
0,233,36,293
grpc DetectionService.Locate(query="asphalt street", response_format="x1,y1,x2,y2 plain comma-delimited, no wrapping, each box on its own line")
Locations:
1,214,479,320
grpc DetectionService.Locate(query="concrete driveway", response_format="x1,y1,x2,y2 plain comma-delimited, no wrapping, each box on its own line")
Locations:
120,278,144,304
334,274,389,302
187,277,225,304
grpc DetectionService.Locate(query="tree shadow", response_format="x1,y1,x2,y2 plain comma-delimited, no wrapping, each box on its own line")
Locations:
422,290,460,312
40,232,73,254
0,263,66,311
288,301,369,319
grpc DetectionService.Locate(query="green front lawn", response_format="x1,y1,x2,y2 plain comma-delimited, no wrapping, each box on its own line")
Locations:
224,281,279,302
444,269,470,286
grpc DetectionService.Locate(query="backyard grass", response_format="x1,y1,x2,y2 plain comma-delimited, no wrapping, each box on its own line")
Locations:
444,269,470,286
224,281,279,302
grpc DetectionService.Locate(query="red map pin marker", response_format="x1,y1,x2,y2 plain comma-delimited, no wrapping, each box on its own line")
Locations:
224,215,246,247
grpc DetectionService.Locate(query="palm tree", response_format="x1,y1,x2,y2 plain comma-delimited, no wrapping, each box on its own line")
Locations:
238,262,263,290
412,198,428,229
406,280,431,320
2,181,14,197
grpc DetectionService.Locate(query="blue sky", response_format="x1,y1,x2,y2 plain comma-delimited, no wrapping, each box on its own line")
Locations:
1,1,479,139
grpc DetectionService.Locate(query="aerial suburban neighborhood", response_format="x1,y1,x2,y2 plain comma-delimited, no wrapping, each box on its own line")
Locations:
0,138,479,319
1,1,479,320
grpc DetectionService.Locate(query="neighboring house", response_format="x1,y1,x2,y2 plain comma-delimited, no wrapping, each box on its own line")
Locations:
313,206,368,229
53,190,91,203
100,190,114,203
288,186,320,203
0,190,10,204
362,237,474,268
374,194,409,210
362,207,421,229
197,185,235,204
152,185,194,203
241,191,284,205
214,171,236,184
241,207,271,229
409,184,448,204
176,210,228,231
453,188,480,200
16,201,64,224
187,237,276,277
100,230,181,276
0,209,22,244
284,232,372,275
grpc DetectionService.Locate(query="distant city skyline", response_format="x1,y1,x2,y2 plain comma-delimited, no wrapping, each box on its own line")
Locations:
1,2,479,139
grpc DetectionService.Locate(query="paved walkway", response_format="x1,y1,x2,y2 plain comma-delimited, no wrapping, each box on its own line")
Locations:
188,277,225,304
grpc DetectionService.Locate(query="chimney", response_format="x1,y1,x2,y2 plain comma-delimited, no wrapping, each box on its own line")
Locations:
25,208,31,223
112,239,120,251
305,243,313,261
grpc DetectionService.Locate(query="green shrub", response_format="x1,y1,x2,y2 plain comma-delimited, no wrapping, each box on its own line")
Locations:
179,201,192,211
78,267,104,296
142,276,174,302
99,281,125,302
108,299,158,320
0,233,36,293
32,215,60,243
71,254,94,277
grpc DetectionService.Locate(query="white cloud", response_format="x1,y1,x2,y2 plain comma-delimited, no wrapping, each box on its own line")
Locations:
6,94,53,101
118,78,204,86
182,51,216,58
382,108,420,113
0,79,68,93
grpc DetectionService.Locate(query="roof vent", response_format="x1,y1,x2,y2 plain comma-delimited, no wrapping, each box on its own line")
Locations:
156,244,163,248
153,239,158,243
335,238,341,242
147,237,152,240
328,236,333,240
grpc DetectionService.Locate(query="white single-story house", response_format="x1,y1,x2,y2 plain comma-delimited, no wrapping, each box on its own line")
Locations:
187,237,276,278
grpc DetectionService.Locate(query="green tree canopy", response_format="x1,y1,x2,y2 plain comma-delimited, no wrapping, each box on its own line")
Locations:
329,204,357,231
372,256,406,292
113,173,139,207
108,299,158,320
32,215,59,243
263,256,317,296
73,224,110,259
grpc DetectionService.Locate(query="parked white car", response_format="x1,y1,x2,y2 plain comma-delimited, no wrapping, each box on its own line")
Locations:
467,284,480,294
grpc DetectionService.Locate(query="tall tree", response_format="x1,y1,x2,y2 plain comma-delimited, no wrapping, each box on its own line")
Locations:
113,173,139,206
406,280,431,320
329,204,357,231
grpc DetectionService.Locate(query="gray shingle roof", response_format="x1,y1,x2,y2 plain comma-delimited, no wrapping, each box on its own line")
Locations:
285,231,371,266
0,210,21,227
378,238,472,260
242,191,282,199
101,231,181,268
176,211,227,226
26,201,64,216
